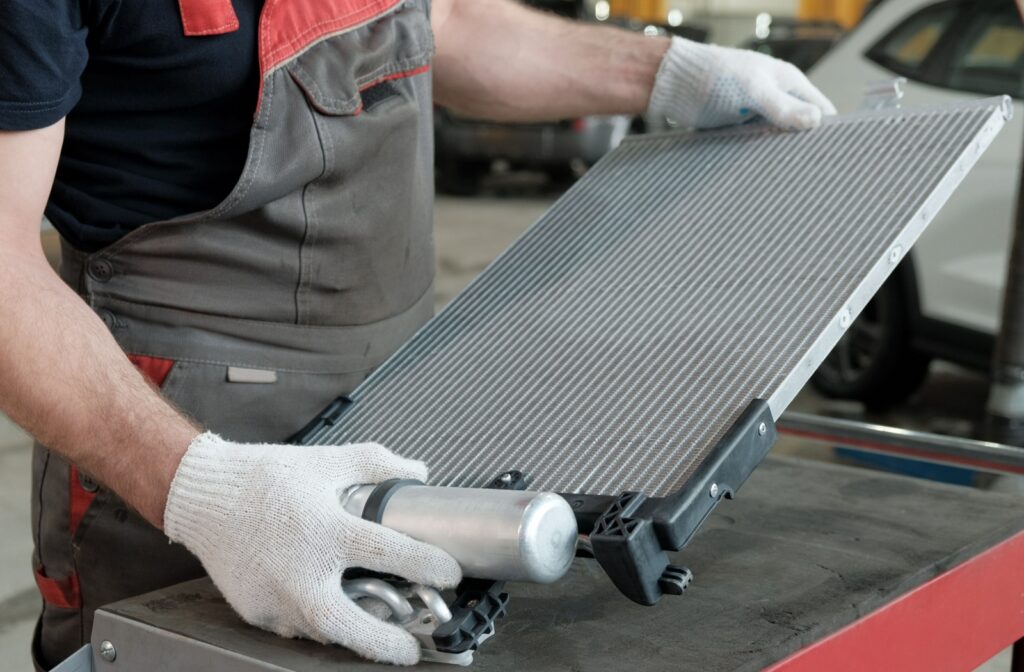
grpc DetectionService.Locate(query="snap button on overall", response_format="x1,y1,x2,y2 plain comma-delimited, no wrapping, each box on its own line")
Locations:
88,259,113,282
96,309,117,329
78,471,99,493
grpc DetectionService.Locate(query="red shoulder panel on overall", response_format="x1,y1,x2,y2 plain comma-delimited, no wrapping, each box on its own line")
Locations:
178,0,240,36
258,0,404,76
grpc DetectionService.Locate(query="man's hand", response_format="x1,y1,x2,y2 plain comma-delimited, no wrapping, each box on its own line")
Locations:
164,434,462,665
432,0,833,131
648,37,837,131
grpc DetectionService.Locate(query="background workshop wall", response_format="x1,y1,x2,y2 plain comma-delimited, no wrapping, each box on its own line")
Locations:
594,0,868,44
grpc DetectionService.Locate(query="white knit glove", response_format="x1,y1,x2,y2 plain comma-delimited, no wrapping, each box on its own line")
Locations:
164,433,462,665
648,37,837,131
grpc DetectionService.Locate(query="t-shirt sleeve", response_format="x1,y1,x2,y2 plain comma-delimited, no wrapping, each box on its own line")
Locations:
0,1,88,130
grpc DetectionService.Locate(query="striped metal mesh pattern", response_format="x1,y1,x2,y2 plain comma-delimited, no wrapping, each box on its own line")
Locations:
305,99,1009,497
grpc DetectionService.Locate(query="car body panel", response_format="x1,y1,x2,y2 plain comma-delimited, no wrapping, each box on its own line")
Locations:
810,0,1023,336
435,113,633,167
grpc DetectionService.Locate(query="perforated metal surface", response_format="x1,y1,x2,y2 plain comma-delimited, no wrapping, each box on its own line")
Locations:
305,98,1010,497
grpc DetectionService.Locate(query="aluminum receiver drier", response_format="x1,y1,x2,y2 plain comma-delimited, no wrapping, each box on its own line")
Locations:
341,480,578,583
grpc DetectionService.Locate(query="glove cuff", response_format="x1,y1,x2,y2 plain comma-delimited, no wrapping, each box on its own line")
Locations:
647,36,716,127
164,432,248,557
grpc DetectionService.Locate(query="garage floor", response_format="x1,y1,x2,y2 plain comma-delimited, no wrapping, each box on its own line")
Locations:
0,194,1013,670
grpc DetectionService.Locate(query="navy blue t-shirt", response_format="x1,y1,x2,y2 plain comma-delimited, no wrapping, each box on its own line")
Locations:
0,1,263,251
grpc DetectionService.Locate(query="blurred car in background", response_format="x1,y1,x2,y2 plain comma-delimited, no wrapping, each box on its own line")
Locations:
435,0,618,194
739,19,844,72
808,0,1024,409
434,0,704,194
435,111,633,194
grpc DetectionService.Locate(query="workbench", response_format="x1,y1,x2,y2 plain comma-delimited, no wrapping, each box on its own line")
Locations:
87,456,1024,671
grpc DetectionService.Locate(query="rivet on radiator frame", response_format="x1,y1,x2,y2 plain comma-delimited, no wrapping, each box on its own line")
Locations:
838,309,852,329
889,245,903,264
709,483,720,498
99,640,117,662
758,422,767,436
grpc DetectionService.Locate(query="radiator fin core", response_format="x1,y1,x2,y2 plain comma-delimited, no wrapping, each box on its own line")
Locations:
304,98,1009,497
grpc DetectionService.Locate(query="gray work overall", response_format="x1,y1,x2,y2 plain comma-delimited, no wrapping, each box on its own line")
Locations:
30,0,435,667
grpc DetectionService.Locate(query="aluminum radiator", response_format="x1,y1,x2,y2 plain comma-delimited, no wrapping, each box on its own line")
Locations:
298,97,1010,604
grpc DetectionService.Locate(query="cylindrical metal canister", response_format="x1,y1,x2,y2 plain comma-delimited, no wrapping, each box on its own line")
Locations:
342,483,578,583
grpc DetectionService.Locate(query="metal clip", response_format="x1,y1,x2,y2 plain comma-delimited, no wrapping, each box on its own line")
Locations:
344,578,477,666
861,78,906,111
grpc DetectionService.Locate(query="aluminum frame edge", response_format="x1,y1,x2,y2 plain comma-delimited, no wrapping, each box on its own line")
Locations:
766,96,1011,421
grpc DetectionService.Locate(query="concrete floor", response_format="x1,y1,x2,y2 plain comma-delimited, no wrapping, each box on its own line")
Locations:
0,414,38,672
0,192,1013,670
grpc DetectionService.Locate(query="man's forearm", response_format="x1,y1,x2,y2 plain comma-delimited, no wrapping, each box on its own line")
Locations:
0,126,199,529
0,253,199,527
432,0,668,122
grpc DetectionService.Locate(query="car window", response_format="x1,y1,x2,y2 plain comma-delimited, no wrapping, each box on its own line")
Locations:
866,3,959,77
746,39,836,72
947,3,1024,98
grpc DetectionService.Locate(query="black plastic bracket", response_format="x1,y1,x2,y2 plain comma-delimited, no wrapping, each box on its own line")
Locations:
288,396,353,444
642,398,778,550
589,492,693,605
487,469,529,491
575,399,777,606
432,579,509,654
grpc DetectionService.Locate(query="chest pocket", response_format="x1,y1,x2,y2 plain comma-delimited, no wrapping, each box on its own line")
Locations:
276,0,438,326
285,1,434,117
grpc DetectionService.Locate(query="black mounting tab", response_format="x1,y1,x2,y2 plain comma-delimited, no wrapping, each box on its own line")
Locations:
642,399,778,550
590,492,693,605
577,399,777,606
432,579,509,654
487,469,529,491
288,396,353,444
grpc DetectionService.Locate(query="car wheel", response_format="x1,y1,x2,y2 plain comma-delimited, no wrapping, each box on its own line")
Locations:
811,277,931,411
436,159,489,196
546,163,579,188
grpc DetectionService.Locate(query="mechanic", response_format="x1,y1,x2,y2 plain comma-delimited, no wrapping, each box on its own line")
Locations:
0,0,834,667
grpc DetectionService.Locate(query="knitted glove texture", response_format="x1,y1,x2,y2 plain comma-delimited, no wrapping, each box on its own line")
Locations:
649,37,837,131
164,432,462,665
